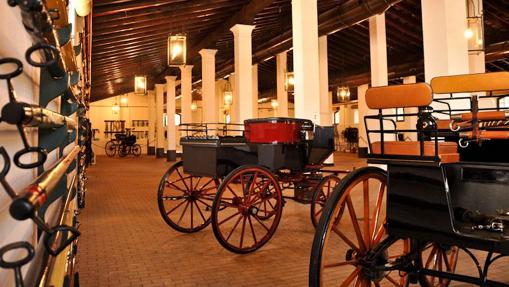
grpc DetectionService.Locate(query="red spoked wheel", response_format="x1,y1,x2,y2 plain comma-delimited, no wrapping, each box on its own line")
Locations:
157,161,218,233
419,244,459,287
211,165,283,254
310,167,411,287
311,175,341,228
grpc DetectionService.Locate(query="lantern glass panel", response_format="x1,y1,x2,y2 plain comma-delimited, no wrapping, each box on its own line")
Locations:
134,75,147,94
466,17,484,53
285,72,294,92
168,35,187,67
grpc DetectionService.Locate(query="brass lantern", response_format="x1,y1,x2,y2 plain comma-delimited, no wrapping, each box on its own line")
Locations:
134,75,147,94
464,0,484,53
167,34,187,67
223,80,233,107
285,72,294,92
191,101,198,111
337,86,351,102
270,99,279,109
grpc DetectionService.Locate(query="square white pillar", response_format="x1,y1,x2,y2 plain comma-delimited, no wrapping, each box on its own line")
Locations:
276,52,289,117
155,83,166,158
199,49,218,124
252,64,259,117
165,76,177,161
403,75,418,141
369,14,388,87
147,90,156,155
292,0,321,122
230,24,255,124
179,65,194,124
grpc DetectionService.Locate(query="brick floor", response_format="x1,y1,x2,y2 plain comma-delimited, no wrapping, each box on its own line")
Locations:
76,153,508,286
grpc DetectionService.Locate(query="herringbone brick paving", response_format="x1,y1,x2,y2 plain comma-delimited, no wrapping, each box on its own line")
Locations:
76,153,508,286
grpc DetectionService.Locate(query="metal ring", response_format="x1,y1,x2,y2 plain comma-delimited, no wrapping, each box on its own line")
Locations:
0,147,11,178
0,58,23,80
44,225,81,256
25,43,60,68
459,138,470,148
0,241,35,269
449,121,461,132
13,147,47,169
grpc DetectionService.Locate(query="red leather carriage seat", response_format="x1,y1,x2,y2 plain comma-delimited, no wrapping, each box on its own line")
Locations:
371,141,459,163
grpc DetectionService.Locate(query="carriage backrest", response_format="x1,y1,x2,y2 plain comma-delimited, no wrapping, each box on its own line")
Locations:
431,72,509,94
366,83,433,109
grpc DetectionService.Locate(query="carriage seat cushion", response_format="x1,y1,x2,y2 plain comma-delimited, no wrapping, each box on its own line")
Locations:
371,141,459,163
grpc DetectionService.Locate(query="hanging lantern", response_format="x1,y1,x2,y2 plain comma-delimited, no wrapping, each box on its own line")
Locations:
112,102,120,114
285,72,295,92
223,80,233,106
270,99,279,109
337,86,351,102
167,34,187,67
74,0,92,17
465,0,484,53
120,97,128,105
191,101,198,111
134,75,147,95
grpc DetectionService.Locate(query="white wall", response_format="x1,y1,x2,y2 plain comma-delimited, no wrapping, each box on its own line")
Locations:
89,93,150,155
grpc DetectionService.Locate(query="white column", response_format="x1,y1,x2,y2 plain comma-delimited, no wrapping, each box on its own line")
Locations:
230,24,255,124
276,52,289,117
292,0,320,122
319,35,334,164
165,76,177,161
422,0,469,82
357,84,370,150
229,73,236,123
179,65,193,124
369,14,388,87
155,84,166,158
403,76,418,141
252,64,259,118
199,49,218,124
147,90,156,155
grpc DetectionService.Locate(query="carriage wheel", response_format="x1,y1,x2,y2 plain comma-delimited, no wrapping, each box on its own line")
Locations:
310,175,341,228
105,140,116,157
118,144,128,157
211,165,283,254
310,167,411,287
418,244,459,287
132,144,142,157
157,161,219,233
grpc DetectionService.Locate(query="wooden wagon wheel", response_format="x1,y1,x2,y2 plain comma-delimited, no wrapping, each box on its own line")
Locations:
157,161,218,233
310,167,412,287
211,165,283,254
310,175,341,228
418,244,459,287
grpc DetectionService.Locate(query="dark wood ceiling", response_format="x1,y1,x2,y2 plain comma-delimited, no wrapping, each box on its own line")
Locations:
91,0,509,102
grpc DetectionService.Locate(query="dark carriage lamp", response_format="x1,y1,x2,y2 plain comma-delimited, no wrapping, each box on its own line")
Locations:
167,34,187,67
285,72,294,92
134,75,147,95
464,0,484,53
337,86,351,102
223,80,233,107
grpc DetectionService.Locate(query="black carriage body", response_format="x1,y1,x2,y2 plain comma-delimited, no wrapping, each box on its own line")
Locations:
386,158,509,255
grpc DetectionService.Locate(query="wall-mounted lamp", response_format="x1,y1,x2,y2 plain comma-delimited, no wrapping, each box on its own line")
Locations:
270,99,279,109
337,86,351,102
223,80,233,107
134,75,147,95
285,72,294,92
465,0,484,53
74,0,92,17
191,101,198,111
167,34,187,67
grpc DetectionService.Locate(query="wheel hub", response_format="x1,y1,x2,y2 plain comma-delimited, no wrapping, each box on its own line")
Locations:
359,252,388,282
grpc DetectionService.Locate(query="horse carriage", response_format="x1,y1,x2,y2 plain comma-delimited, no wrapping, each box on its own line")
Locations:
157,118,347,253
310,72,509,286
105,129,142,157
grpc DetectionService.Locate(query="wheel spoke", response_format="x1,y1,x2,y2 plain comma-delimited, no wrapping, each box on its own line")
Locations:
370,182,386,243
175,168,191,191
340,267,361,287
253,213,270,232
190,201,194,229
218,211,242,226
239,216,247,248
346,195,367,253
196,198,213,209
225,214,244,241
176,201,190,225
166,199,187,216
195,201,208,222
363,179,370,248
332,225,362,254
323,260,357,268
384,274,401,287
248,215,258,245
